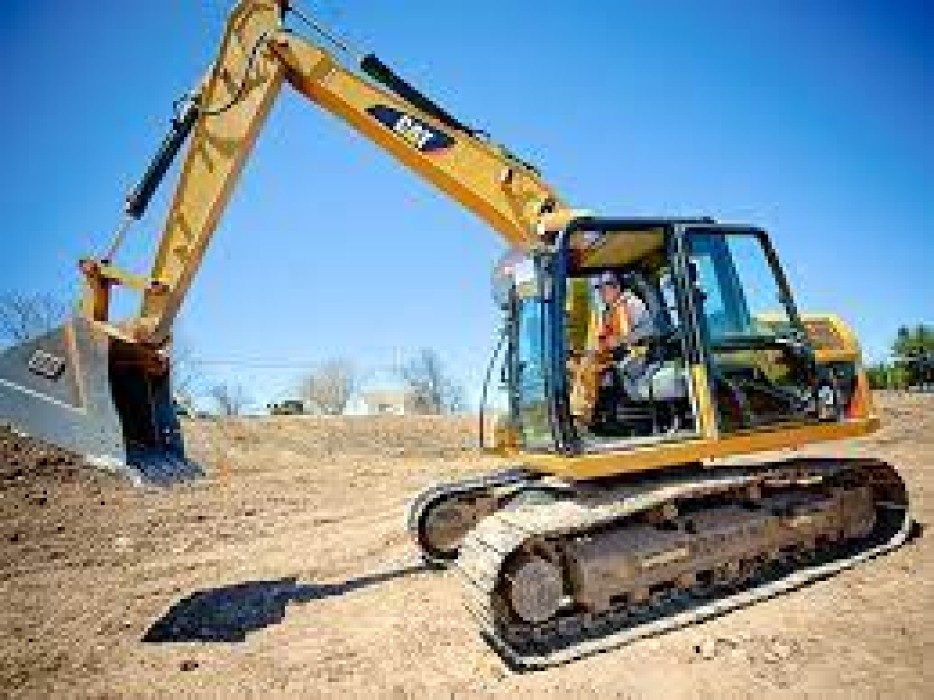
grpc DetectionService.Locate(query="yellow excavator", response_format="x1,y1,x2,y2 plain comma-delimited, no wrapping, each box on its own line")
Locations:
0,0,911,668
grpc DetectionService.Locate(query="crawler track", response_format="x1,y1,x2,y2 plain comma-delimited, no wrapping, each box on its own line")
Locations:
407,467,540,566
454,458,910,670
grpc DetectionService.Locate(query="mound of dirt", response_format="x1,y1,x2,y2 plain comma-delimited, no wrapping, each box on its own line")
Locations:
1,395,931,698
0,424,87,487
184,414,481,462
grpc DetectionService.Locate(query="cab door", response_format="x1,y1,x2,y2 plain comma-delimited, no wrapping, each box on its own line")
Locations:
509,256,558,451
680,226,823,433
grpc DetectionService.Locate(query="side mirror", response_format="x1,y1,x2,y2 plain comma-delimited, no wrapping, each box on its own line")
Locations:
775,334,811,358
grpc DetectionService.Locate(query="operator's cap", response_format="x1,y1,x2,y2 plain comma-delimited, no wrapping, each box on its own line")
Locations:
594,271,620,288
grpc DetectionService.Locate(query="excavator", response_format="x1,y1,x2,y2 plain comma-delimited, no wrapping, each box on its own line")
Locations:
0,0,911,668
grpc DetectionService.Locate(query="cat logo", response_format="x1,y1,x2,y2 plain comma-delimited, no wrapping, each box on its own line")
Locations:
393,113,434,150
27,349,66,381
366,105,455,154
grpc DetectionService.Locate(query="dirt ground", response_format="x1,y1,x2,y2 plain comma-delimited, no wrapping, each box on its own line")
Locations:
1,392,931,698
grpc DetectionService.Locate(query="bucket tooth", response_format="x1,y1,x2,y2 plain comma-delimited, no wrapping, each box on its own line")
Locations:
0,316,202,485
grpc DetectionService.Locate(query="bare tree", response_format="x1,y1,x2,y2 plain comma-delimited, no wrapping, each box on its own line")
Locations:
208,382,251,417
397,347,465,415
0,292,68,347
168,333,200,405
301,358,358,415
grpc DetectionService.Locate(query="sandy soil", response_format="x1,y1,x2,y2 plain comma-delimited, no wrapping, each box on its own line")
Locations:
1,394,931,698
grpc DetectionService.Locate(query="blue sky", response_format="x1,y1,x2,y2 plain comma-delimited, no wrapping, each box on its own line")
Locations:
1,1,930,408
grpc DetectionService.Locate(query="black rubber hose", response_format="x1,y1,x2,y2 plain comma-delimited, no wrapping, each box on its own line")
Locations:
124,100,199,219
360,53,475,136
478,330,507,450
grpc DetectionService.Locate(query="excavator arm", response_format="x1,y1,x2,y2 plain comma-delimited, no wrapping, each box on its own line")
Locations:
83,0,570,348
0,0,576,481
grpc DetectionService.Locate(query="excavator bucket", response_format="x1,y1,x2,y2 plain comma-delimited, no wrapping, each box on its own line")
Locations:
0,316,202,485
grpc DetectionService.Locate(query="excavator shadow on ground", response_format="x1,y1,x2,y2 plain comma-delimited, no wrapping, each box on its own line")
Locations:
142,561,428,644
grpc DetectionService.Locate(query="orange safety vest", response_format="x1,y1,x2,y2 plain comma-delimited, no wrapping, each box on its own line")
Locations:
588,299,631,356
572,299,632,421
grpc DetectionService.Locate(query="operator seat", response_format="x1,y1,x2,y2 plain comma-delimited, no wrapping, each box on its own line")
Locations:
616,270,688,402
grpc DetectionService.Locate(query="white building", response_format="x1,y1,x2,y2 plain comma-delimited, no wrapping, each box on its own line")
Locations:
361,388,419,416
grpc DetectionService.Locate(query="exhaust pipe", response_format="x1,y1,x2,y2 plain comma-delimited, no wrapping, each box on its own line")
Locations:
0,316,202,485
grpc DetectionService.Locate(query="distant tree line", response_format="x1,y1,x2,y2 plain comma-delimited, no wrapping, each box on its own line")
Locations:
397,347,466,415
0,292,67,347
300,358,358,415
299,347,464,416
1,289,469,417
866,324,934,391
185,348,466,418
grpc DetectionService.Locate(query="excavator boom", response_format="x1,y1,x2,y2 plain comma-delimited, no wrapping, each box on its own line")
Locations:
124,0,565,347
0,0,569,481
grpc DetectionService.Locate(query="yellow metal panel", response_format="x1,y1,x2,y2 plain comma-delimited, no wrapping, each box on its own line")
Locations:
565,278,592,354
138,0,286,345
274,35,564,250
578,229,664,268
800,313,861,364
690,363,715,438
523,416,879,480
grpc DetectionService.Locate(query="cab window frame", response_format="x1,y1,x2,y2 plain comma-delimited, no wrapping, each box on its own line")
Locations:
554,218,712,453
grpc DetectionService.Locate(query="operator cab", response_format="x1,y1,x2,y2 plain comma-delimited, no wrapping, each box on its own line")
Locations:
492,218,834,455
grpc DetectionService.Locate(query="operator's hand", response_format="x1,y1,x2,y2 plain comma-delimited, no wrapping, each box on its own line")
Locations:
599,332,631,362
597,332,623,354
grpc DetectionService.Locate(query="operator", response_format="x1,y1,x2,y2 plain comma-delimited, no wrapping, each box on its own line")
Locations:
570,272,651,429
587,272,649,360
